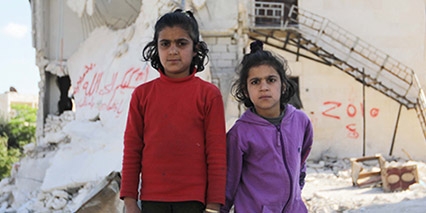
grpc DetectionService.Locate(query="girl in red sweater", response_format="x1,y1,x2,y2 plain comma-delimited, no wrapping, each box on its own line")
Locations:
120,9,226,213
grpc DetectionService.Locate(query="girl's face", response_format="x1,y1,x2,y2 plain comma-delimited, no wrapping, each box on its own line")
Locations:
247,64,283,118
158,26,196,78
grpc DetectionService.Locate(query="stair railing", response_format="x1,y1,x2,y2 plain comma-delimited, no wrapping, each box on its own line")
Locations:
251,2,426,139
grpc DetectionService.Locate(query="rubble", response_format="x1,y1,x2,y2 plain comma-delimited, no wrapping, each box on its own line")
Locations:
0,112,425,212
73,172,123,213
0,112,123,212
303,155,426,212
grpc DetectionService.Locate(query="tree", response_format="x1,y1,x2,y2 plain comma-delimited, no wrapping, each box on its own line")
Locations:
6,104,37,149
0,136,20,179
0,104,37,179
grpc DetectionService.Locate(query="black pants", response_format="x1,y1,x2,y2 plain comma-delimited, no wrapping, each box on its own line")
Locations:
141,201,204,213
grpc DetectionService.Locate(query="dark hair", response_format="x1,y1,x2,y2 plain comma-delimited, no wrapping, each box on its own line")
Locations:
142,9,209,73
232,40,296,108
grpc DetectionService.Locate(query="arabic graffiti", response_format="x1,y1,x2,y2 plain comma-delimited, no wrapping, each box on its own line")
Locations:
73,63,151,116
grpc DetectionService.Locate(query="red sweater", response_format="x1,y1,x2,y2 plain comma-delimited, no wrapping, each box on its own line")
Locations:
120,70,226,205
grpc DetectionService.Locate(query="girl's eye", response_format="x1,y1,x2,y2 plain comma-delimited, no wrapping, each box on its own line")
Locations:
177,41,189,47
159,41,170,47
267,78,277,83
250,79,259,85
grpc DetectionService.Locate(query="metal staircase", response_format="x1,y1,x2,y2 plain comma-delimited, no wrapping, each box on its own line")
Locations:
247,2,426,140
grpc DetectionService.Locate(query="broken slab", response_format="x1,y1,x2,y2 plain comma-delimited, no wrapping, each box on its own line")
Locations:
73,171,123,213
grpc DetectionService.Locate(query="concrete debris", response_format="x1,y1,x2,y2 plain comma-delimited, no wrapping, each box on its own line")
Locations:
43,111,76,135
1,109,425,212
0,171,122,212
0,111,125,212
74,171,123,213
303,154,426,212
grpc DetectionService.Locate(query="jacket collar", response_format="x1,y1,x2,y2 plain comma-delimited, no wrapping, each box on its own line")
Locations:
240,104,296,126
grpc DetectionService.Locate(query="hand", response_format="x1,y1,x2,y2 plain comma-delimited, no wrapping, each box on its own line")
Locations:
205,203,220,212
123,197,140,213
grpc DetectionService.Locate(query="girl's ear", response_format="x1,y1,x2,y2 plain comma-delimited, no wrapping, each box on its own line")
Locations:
282,84,287,94
243,87,250,98
193,42,199,57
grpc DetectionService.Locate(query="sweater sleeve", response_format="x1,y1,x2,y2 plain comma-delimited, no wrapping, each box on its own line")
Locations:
120,89,145,199
204,92,227,205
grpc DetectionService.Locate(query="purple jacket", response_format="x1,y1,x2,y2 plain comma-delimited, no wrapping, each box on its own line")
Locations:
222,104,313,213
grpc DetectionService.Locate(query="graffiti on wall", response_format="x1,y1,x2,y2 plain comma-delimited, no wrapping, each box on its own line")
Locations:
73,62,151,116
322,101,380,139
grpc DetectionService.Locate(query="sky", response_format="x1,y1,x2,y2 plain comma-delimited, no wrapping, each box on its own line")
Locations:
0,1,39,95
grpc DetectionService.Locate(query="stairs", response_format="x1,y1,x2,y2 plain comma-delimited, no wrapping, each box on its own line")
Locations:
248,2,426,139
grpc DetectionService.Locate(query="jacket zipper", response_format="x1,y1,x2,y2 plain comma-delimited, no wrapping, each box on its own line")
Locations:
277,125,293,213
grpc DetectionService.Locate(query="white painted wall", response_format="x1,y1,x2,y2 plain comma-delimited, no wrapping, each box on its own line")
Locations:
299,0,426,88
281,0,426,160
215,0,426,161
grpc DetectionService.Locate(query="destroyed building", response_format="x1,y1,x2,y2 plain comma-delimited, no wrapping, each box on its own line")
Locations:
1,0,426,212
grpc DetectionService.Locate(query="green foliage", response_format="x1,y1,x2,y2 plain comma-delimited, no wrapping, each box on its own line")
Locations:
0,136,20,179
0,104,37,179
6,104,37,149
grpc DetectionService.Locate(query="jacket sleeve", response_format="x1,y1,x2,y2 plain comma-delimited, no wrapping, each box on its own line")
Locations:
299,117,313,189
221,130,243,213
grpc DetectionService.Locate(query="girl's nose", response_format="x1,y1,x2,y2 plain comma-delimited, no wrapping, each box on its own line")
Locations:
169,45,178,54
260,80,269,91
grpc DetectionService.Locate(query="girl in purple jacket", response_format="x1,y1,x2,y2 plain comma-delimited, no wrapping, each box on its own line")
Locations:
222,40,313,213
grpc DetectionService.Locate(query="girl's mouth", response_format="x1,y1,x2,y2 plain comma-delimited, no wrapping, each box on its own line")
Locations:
259,95,271,99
